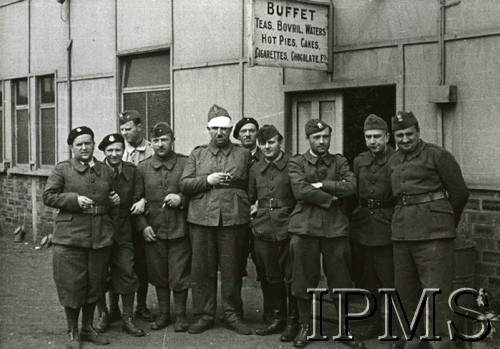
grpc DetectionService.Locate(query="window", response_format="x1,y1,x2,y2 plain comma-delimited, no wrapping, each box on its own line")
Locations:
121,51,171,135
38,75,56,165
14,79,29,165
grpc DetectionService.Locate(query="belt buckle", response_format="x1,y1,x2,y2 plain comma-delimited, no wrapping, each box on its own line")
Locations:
269,198,275,211
401,196,408,206
367,199,374,209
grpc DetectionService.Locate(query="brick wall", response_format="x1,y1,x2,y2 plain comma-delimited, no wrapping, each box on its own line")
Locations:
0,173,55,242
459,189,500,301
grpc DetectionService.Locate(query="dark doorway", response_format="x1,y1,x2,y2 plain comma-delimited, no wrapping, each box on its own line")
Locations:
342,85,396,166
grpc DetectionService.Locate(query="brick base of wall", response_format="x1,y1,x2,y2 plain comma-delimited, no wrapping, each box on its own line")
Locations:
0,173,55,243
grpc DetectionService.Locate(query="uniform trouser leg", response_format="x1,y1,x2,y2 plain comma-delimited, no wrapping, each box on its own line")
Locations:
394,239,455,349
132,230,149,309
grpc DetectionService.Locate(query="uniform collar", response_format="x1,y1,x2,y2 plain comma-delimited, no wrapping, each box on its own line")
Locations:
208,140,233,156
260,152,288,173
304,150,332,166
151,152,177,170
105,159,130,181
253,147,265,162
125,138,148,153
72,157,101,175
361,146,395,166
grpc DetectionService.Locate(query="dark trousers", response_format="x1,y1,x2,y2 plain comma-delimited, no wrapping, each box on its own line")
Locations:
290,235,352,300
144,237,191,291
393,239,455,349
253,237,291,284
53,244,111,308
109,241,138,295
189,223,247,322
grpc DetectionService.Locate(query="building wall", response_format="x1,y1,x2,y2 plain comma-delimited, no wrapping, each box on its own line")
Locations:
1,0,500,297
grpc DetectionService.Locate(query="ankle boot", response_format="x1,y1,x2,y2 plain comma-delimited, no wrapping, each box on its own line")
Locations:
151,287,171,330
293,321,310,347
255,282,287,336
280,295,299,342
173,289,189,332
108,292,121,323
121,293,145,337
94,297,109,333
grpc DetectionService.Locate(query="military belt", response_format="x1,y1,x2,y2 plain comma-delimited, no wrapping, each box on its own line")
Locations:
258,198,293,210
359,198,396,209
211,183,246,190
397,190,447,206
81,205,110,215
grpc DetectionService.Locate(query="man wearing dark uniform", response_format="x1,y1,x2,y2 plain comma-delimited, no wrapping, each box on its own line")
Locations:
119,110,155,323
288,119,364,348
388,112,469,349
233,117,269,321
94,133,145,337
43,126,117,347
248,125,298,341
180,104,253,335
136,122,191,332
351,115,396,339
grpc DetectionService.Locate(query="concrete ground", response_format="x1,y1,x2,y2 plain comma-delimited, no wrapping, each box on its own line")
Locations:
0,234,408,349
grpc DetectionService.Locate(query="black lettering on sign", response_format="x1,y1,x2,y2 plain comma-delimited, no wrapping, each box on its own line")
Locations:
267,2,315,21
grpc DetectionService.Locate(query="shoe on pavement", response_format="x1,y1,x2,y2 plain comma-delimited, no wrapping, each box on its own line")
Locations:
122,316,145,337
188,317,214,334
80,326,110,346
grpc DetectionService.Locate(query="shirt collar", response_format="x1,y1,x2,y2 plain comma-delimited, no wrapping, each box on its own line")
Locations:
125,138,148,153
305,150,332,166
151,152,177,170
208,140,233,156
365,145,396,166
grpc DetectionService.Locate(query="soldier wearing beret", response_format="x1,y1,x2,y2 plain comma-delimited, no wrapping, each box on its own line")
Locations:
288,119,364,348
135,122,191,332
351,115,396,339
248,125,298,340
233,117,270,321
388,112,469,349
180,104,253,335
93,133,145,337
43,126,119,347
119,110,155,322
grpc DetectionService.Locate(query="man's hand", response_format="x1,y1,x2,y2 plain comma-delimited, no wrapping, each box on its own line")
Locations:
207,172,233,186
108,191,120,206
250,203,258,216
78,195,95,210
163,194,181,208
312,182,323,189
130,198,146,215
143,226,157,242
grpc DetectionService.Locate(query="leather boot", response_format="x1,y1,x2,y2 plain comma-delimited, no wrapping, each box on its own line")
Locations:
293,322,310,347
108,292,121,323
151,287,171,330
260,279,273,323
340,327,366,349
65,327,81,349
173,289,189,332
255,282,287,336
121,293,145,337
280,294,299,342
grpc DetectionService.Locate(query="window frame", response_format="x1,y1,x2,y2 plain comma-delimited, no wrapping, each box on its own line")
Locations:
0,80,4,168
12,77,30,168
119,49,172,136
36,73,57,168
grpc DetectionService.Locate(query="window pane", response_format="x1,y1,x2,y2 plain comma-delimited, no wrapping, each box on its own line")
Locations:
123,92,147,126
16,79,28,105
40,76,55,104
147,90,170,132
0,110,3,162
41,108,55,165
16,110,29,164
123,51,170,88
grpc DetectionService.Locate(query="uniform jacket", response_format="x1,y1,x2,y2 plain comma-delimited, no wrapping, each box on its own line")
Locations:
179,141,251,227
136,152,189,240
251,146,265,164
248,152,295,241
351,146,396,246
43,157,118,249
123,138,155,165
388,140,469,241
288,151,356,237
109,160,143,245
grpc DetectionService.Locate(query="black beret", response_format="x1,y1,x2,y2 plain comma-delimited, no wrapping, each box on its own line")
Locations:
67,126,94,145
392,111,418,131
233,117,259,139
98,133,125,151
118,110,142,126
150,122,173,138
305,119,331,137
257,124,283,143
364,114,388,132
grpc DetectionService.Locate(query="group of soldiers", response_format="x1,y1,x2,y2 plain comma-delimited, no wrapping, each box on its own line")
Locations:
43,104,469,349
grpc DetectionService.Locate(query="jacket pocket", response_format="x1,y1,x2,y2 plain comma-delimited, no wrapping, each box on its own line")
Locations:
429,200,454,215
55,212,73,222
